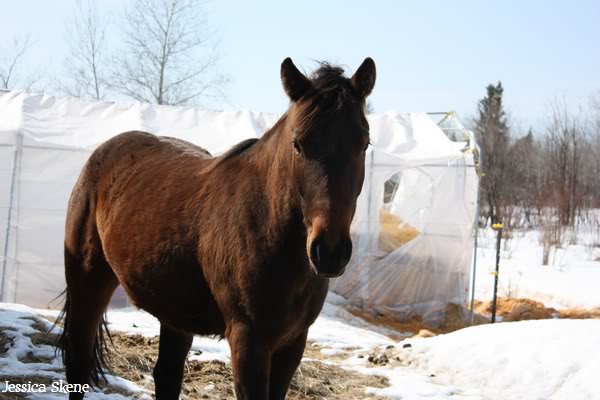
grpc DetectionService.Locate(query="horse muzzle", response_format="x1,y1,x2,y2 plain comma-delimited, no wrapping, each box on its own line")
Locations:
308,236,352,278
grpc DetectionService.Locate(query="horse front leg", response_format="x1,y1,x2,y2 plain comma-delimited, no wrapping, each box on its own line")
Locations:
228,324,270,400
268,331,307,400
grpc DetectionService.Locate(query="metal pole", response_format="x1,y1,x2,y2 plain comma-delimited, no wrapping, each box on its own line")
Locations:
360,150,375,308
1,124,23,302
490,222,503,323
469,128,482,325
469,183,481,324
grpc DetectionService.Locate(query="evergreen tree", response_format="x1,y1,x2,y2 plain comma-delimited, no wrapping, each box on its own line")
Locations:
474,82,511,224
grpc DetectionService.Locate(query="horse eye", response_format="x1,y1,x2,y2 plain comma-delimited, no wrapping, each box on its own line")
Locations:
292,139,303,155
362,141,370,152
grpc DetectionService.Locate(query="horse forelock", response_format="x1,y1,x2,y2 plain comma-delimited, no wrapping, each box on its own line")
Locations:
290,62,364,137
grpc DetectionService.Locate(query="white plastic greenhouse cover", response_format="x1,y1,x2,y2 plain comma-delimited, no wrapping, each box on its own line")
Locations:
0,91,478,323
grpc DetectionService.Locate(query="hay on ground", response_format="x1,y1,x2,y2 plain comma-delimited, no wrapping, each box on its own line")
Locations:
18,352,54,364
473,297,600,322
559,307,600,319
378,209,420,252
349,303,488,337
106,332,388,400
474,298,557,321
0,327,17,357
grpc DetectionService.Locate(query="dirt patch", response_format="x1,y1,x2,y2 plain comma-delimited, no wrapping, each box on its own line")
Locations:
474,298,600,322
474,298,557,321
2,311,391,400
107,333,158,385
19,317,51,334
288,360,387,400
0,329,14,357
29,331,58,347
18,351,55,364
350,298,600,339
350,309,432,338
356,343,419,372
104,332,388,399
350,303,488,338
441,303,486,331
18,317,60,364
302,342,360,363
559,307,600,319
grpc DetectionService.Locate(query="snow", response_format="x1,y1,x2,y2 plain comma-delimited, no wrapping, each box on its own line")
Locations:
475,228,600,309
1,227,599,399
405,319,600,400
309,296,398,349
0,306,153,400
2,297,600,399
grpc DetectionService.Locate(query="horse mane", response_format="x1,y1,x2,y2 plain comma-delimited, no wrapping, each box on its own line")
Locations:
205,138,259,171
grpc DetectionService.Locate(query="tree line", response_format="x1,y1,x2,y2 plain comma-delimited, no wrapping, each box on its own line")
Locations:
0,0,227,107
474,82,600,235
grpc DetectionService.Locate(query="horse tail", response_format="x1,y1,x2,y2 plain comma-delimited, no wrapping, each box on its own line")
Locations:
54,287,114,387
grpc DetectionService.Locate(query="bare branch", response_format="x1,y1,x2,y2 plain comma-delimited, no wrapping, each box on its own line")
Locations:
0,34,37,90
112,0,228,106
61,0,109,100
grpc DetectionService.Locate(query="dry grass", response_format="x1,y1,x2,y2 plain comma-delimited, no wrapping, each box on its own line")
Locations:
350,303,488,338
474,298,600,322
350,308,435,337
346,297,600,339
105,332,388,399
19,352,55,364
474,298,557,321
2,310,392,399
378,210,420,252
350,298,600,342
288,360,387,400
4,298,598,399
19,317,50,334
0,328,15,357
559,307,600,319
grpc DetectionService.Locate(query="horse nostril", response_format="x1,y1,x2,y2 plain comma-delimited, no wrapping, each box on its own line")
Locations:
310,238,321,266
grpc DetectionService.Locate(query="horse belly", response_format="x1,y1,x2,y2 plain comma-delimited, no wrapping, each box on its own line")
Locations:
117,259,226,336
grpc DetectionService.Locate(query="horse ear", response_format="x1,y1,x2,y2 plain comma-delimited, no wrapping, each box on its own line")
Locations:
281,58,313,102
351,57,376,99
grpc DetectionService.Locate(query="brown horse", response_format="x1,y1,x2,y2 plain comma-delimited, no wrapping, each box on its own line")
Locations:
56,57,376,400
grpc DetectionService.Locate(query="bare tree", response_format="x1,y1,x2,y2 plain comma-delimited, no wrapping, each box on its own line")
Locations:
62,0,109,100
581,92,600,208
543,97,586,226
505,129,538,226
591,91,600,133
112,0,228,106
0,34,38,90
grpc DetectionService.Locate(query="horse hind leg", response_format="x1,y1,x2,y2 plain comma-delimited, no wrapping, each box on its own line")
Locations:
57,211,119,399
153,324,193,400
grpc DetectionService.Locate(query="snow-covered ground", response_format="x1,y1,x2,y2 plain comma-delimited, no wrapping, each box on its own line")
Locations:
0,304,148,400
1,227,599,399
2,292,600,400
474,227,600,309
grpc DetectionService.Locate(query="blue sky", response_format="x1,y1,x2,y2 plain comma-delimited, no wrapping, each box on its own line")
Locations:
2,0,599,131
